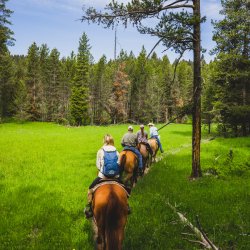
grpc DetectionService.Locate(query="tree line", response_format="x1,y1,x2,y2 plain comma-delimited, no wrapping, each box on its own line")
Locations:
0,0,249,137
0,33,194,125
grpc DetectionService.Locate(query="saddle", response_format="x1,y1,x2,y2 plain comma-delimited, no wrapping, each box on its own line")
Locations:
122,148,138,160
92,179,131,196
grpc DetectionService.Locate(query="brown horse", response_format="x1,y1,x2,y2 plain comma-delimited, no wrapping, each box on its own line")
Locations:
148,138,159,163
119,150,138,190
138,143,150,172
92,184,128,250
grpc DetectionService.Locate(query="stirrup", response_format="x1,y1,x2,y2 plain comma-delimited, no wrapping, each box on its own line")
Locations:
84,205,93,219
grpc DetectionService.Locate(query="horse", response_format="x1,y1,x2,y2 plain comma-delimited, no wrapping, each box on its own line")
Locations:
119,150,138,190
92,183,128,250
137,142,150,173
148,138,159,163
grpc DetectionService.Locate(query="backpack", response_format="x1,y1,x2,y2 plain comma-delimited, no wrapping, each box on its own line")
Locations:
102,149,120,177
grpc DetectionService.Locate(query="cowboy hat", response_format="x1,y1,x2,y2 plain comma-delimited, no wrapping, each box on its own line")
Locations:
128,125,133,131
148,122,154,126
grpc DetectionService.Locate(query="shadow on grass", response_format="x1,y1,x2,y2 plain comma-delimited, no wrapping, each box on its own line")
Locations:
123,150,250,250
0,184,93,250
171,130,192,137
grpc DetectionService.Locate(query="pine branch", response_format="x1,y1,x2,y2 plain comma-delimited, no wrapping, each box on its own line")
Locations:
147,38,164,59
82,1,194,23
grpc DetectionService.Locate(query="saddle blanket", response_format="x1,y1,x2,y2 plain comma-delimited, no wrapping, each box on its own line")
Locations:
92,179,130,197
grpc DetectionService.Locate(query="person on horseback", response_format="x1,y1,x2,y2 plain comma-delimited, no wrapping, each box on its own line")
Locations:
84,134,121,219
148,123,164,153
121,125,143,176
136,124,153,155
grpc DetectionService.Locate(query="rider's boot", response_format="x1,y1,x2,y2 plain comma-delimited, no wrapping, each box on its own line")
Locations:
84,189,93,219
138,168,144,177
146,143,153,155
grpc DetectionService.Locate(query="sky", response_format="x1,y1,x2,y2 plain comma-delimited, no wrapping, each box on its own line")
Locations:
7,0,223,63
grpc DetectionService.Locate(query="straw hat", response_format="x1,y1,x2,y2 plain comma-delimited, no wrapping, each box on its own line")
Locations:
140,124,144,128
148,122,154,126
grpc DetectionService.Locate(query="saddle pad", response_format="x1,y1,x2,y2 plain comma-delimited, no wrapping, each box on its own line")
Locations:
122,149,138,160
92,180,130,197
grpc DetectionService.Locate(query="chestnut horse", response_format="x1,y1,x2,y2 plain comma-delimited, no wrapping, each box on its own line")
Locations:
119,150,138,190
148,138,159,163
92,183,128,250
138,143,150,172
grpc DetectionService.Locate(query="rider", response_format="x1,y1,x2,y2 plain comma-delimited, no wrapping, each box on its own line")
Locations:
121,125,143,176
136,124,153,155
148,123,164,153
84,134,121,219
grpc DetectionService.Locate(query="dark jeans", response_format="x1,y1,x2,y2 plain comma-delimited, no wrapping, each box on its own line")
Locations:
123,146,143,169
151,135,164,152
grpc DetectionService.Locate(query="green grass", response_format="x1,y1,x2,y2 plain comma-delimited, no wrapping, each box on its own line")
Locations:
0,122,249,249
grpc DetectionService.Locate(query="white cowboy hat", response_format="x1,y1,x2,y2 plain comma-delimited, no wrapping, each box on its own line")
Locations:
148,122,154,126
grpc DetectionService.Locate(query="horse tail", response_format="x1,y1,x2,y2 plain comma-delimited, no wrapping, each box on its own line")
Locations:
105,191,122,249
119,153,126,173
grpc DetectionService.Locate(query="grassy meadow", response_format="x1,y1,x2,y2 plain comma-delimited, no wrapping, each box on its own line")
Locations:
0,122,249,249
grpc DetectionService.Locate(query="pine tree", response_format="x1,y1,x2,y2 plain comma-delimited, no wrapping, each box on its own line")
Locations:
0,0,14,120
90,55,107,124
129,46,151,123
60,52,76,123
11,55,26,120
212,0,250,136
0,52,14,117
25,42,42,120
39,44,50,121
158,55,173,122
0,0,14,54
109,62,130,124
69,33,92,125
176,60,193,105
201,61,217,134
146,51,163,123
47,48,61,121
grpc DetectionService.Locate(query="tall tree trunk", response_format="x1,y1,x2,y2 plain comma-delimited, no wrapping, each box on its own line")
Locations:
242,82,247,136
208,119,211,134
242,31,248,136
191,0,202,178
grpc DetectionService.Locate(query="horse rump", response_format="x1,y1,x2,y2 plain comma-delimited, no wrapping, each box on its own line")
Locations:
105,190,127,249
93,185,127,250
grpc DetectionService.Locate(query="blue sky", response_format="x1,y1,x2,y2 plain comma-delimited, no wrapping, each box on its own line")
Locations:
7,0,222,63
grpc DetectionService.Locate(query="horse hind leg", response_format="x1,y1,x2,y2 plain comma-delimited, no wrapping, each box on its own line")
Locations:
92,220,105,250
96,229,105,250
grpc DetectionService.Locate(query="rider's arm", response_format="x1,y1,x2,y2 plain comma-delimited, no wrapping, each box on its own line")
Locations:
96,149,103,170
149,127,153,137
135,136,138,145
121,135,126,147
116,150,120,166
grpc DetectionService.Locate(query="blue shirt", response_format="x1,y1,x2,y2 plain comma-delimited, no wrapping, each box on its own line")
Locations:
150,126,158,137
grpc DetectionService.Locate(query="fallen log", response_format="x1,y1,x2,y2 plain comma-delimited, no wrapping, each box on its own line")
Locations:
166,201,219,250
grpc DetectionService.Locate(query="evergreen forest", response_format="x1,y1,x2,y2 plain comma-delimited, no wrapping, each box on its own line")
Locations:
0,0,249,137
